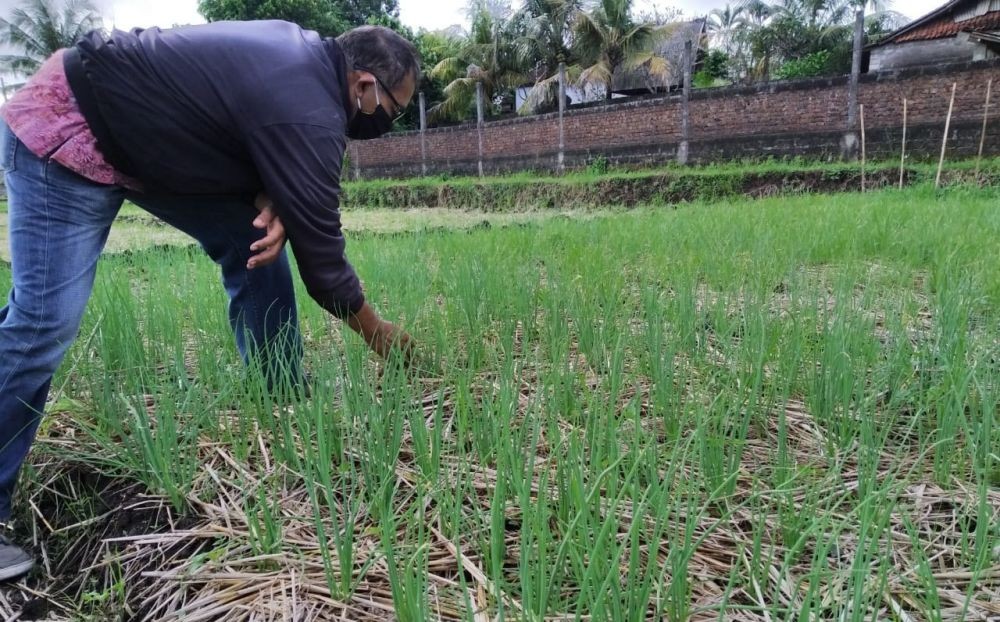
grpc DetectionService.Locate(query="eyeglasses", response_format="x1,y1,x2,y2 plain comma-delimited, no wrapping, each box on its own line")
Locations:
355,65,406,123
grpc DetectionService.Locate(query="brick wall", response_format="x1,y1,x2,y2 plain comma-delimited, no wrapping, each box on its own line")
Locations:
350,59,1000,179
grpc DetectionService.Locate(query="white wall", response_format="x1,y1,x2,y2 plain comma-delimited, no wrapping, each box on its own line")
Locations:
870,37,997,72
515,83,626,111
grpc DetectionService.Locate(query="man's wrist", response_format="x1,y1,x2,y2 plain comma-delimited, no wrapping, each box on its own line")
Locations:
346,302,381,339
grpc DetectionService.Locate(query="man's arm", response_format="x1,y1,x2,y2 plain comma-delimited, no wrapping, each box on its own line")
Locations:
346,301,412,360
245,122,411,358
247,193,410,359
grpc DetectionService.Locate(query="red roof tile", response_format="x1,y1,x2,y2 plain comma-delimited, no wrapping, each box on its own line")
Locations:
894,11,1000,43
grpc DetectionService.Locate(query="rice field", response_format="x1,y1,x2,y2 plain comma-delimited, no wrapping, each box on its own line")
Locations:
1,183,999,621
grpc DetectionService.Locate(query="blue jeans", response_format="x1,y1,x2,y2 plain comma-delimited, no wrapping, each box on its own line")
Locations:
0,123,302,521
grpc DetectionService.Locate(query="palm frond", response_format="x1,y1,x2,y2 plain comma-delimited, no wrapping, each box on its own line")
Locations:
866,9,908,31
0,18,47,58
577,60,612,89
619,23,655,58
0,0,102,77
516,71,561,114
624,51,671,82
0,53,41,73
572,9,606,52
428,81,476,122
441,76,477,99
430,56,467,81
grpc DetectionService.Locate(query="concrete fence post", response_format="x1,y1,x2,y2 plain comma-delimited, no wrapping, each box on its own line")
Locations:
843,8,865,159
678,39,693,165
558,62,566,173
476,81,485,178
419,91,427,176
350,142,361,181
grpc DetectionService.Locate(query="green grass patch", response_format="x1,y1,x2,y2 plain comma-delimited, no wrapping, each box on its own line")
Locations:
0,203,604,262
343,157,1000,210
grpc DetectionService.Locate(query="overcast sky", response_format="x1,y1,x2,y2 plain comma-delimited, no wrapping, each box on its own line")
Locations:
0,0,949,34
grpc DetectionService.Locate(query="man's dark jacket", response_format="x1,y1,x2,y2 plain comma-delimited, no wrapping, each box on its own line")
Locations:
65,20,363,317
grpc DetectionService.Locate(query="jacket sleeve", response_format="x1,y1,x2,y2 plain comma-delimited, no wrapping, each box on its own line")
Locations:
246,122,364,318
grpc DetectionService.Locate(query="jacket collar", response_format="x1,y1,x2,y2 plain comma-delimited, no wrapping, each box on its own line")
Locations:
323,37,354,122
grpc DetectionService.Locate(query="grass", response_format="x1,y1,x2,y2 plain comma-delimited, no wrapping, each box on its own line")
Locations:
344,157,1000,193
340,158,1000,211
0,202,190,263
342,155,1000,194
0,201,604,262
0,183,998,620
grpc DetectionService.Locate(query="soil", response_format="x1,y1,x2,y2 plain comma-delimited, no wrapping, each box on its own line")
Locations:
5,464,199,621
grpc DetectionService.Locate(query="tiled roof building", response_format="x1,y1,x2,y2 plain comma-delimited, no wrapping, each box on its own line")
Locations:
869,0,1000,71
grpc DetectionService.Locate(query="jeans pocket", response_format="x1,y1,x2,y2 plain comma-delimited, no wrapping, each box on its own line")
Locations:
0,125,17,173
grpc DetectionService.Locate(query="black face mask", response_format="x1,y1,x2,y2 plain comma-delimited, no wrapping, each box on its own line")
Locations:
347,89,394,140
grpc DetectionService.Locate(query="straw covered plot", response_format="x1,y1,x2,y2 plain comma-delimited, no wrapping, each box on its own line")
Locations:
0,185,998,621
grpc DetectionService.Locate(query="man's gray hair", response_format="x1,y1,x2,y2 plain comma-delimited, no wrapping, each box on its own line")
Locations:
337,26,421,89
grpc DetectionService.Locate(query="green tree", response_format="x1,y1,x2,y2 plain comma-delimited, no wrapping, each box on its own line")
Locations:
772,48,831,79
745,0,906,80
409,29,462,125
743,0,774,26
0,0,102,75
337,0,399,27
704,3,754,81
197,0,344,36
634,2,682,26
514,0,582,114
707,3,747,57
429,2,526,122
572,0,673,101
361,14,460,130
693,48,731,87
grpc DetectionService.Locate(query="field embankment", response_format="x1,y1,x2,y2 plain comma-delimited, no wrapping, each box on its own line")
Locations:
342,159,1000,209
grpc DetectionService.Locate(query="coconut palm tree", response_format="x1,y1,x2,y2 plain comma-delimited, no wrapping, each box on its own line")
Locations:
738,0,906,81
708,1,768,82
514,0,583,114
742,0,773,26
707,3,747,56
0,0,102,75
835,0,909,35
429,2,527,121
766,0,904,33
572,0,673,101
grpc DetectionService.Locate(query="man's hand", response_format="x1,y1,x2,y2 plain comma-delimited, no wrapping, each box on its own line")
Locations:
248,193,287,270
346,302,413,361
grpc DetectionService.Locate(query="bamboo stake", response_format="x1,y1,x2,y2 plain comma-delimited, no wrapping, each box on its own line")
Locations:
975,78,992,179
936,82,957,189
900,98,907,190
860,104,866,192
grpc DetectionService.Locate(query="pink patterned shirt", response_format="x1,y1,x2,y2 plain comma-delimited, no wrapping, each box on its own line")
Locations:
0,49,141,190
